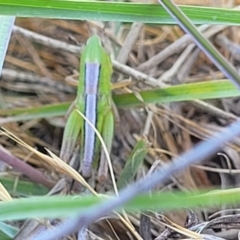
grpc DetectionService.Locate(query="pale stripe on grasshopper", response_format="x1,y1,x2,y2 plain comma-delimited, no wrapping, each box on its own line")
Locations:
82,63,99,177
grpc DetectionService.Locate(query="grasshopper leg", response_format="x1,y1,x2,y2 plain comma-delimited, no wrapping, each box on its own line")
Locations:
97,109,114,182
60,109,82,163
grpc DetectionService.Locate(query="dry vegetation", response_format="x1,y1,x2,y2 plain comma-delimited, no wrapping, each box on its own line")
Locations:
1,0,240,239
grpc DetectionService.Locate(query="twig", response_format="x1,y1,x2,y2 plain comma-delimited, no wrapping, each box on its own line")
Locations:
1,68,73,93
0,145,54,188
13,26,81,54
117,22,143,64
136,25,209,72
215,34,240,61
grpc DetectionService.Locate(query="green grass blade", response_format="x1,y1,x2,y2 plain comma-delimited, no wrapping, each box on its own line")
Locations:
0,1,239,25
159,0,240,89
117,138,148,189
0,102,71,122
0,177,49,197
0,195,103,221
113,79,240,108
126,188,240,212
1,80,239,123
0,222,18,239
0,16,14,75
0,232,11,240
1,188,240,221
0,16,15,109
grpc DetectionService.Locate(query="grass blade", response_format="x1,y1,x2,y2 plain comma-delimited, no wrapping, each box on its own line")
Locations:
113,79,240,108
1,80,239,123
1,188,240,221
0,1,239,25
0,177,49,197
0,222,18,239
159,0,240,89
117,138,148,189
0,16,14,75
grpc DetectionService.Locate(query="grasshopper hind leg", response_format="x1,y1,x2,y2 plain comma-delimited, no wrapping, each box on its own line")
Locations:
60,109,82,163
98,109,114,182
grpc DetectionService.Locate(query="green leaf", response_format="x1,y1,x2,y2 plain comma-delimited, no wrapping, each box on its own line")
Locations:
117,138,148,189
0,195,104,221
0,231,12,240
113,79,240,108
0,16,14,76
1,188,240,221
0,222,18,239
0,1,239,25
0,102,70,122
0,177,49,197
1,80,239,123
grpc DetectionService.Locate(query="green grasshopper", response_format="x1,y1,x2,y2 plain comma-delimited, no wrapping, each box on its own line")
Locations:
60,35,114,180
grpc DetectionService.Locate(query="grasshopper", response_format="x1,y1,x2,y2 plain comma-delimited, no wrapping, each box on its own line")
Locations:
60,35,114,179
